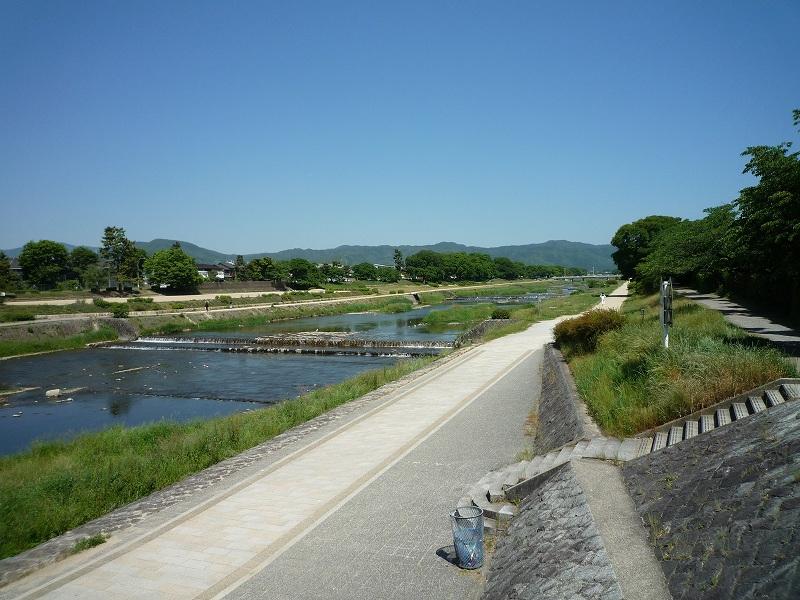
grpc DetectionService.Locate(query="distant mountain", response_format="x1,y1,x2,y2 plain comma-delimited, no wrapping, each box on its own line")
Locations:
3,239,616,271
133,239,234,264
245,240,615,271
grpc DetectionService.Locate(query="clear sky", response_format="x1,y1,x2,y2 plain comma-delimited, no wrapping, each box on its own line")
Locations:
1,1,798,253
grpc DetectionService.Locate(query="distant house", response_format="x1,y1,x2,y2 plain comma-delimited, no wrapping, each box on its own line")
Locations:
9,257,23,276
197,263,234,281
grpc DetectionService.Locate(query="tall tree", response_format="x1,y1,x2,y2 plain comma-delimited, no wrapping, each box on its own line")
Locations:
99,226,137,290
0,251,20,291
610,215,682,279
393,249,404,273
18,240,69,288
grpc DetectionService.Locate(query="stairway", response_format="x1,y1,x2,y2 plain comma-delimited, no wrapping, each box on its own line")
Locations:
463,380,800,530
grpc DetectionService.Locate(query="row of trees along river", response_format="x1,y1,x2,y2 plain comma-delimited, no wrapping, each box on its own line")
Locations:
611,109,800,322
1,229,588,294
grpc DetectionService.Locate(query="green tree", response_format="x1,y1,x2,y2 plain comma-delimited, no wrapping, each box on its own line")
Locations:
320,261,347,283
393,249,404,273
18,240,69,288
610,215,682,279
352,262,378,281
0,251,21,291
234,255,248,281
144,246,203,292
376,266,400,282
285,258,320,289
100,226,138,290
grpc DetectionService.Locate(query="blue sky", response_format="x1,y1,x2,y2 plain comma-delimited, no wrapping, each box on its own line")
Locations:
1,1,798,253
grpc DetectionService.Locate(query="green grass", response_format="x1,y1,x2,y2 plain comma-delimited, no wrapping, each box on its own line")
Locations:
421,304,494,326
69,533,107,555
567,294,796,437
0,327,119,359
0,355,436,559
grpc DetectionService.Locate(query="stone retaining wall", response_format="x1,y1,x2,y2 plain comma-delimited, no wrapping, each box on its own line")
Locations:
532,344,600,454
0,317,135,342
482,462,622,600
623,401,800,599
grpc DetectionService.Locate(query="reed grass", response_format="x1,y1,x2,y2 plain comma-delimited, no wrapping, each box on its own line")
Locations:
568,295,796,437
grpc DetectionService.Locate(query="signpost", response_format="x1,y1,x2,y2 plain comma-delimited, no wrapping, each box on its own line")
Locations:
660,278,673,349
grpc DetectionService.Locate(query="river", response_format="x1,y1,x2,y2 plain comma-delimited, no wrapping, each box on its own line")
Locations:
0,305,463,455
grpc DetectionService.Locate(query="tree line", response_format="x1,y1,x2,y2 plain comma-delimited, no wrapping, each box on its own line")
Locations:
611,109,800,319
1,229,588,295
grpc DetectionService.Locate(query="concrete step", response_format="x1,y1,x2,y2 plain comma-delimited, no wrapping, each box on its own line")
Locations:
684,420,698,440
570,439,590,458
651,431,668,453
764,389,785,407
616,438,641,461
524,456,544,479
583,436,609,459
715,407,731,427
781,383,800,400
634,437,654,458
599,438,621,460
731,402,749,421
699,414,715,433
667,426,683,446
554,446,574,466
523,456,543,480
538,451,558,473
747,396,767,414
501,461,527,488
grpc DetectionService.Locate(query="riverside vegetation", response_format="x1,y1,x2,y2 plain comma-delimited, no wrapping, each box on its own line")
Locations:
555,294,797,437
0,281,616,559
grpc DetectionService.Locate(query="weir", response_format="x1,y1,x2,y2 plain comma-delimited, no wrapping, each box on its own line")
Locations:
125,333,452,356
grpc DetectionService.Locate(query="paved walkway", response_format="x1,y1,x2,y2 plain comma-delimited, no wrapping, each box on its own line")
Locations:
3,284,627,600
676,288,800,369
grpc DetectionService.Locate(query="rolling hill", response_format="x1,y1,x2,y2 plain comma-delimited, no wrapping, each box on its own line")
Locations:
4,239,616,271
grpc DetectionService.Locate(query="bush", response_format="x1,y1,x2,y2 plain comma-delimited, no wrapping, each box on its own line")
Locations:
491,308,511,319
216,295,233,304
110,305,129,318
127,297,153,305
7,312,36,322
92,297,112,309
554,309,625,356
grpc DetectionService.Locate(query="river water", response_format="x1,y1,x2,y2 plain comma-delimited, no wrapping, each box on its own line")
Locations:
0,305,463,455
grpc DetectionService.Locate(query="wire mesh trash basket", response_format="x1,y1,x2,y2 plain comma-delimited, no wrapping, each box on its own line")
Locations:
450,506,484,569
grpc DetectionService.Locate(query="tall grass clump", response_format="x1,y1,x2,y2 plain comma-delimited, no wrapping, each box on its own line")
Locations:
554,309,625,356
0,356,434,559
568,295,795,437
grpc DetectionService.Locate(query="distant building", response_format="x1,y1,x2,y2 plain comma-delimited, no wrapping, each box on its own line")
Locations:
196,263,234,281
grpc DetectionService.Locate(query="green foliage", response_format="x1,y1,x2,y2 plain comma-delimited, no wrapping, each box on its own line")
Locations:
18,240,70,288
285,258,321,289
554,309,626,356
92,297,112,309
0,356,435,558
491,308,511,319
144,246,203,293
99,226,142,290
352,262,378,281
614,110,800,318
569,295,795,436
110,305,129,318
69,534,107,554
610,216,682,279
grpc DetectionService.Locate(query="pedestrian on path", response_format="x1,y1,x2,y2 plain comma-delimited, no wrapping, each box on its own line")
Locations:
600,293,607,305
205,300,209,312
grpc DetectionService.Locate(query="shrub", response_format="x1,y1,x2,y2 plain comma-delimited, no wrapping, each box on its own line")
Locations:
216,295,233,304
110,305,129,318
491,308,511,319
92,297,112,309
127,297,153,304
8,312,36,322
554,309,625,356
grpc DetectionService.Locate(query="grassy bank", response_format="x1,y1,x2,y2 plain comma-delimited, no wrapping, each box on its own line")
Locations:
563,294,796,437
0,355,435,559
0,327,119,359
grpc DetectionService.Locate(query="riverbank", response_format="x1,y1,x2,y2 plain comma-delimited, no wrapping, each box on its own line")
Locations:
0,281,617,561
559,293,797,436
